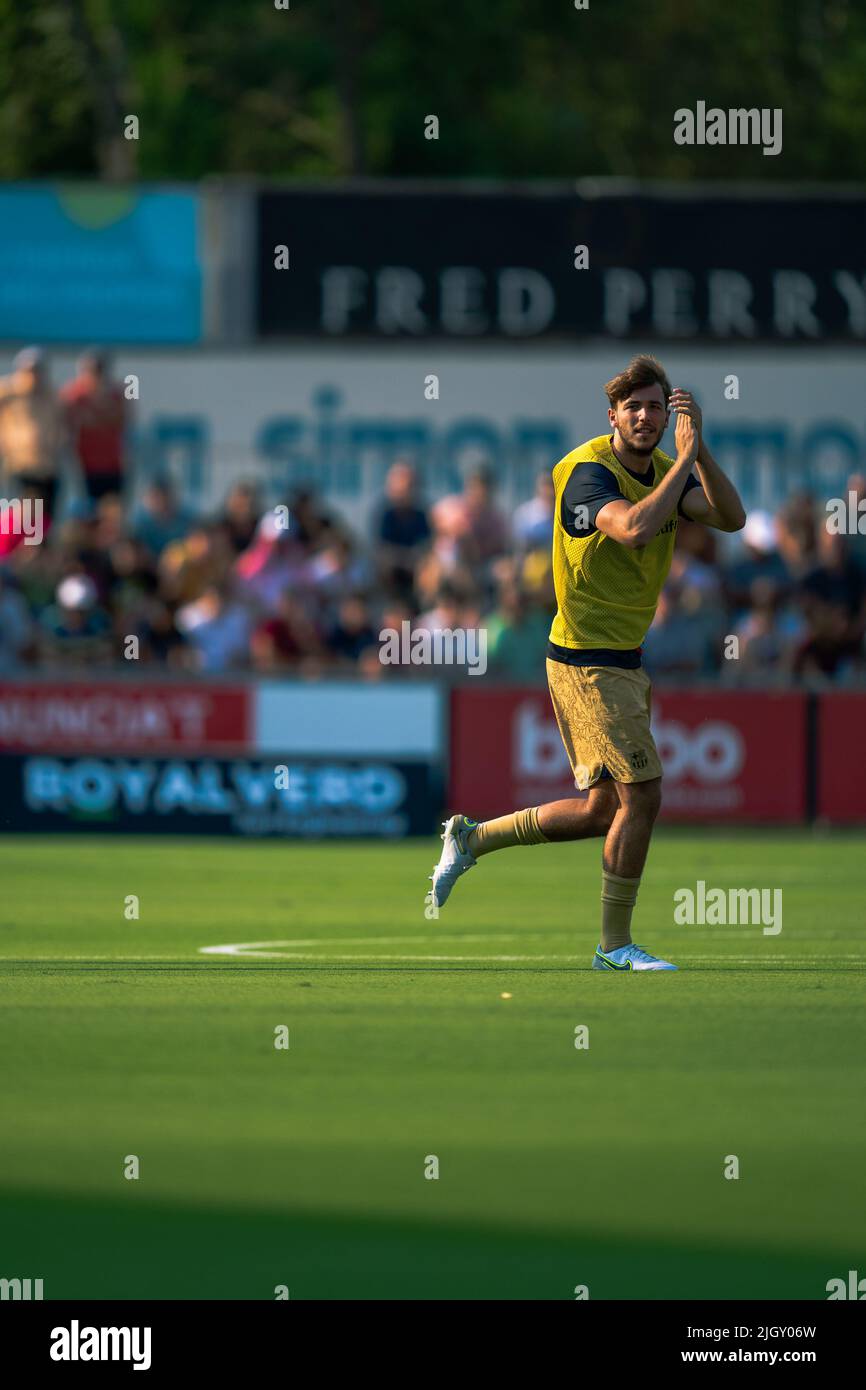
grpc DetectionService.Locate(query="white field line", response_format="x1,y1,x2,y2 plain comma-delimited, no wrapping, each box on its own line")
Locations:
2,935,861,965
196,953,856,964
197,934,835,958
197,939,862,964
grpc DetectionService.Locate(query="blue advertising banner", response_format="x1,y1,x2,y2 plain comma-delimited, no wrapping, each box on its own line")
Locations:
0,753,439,838
0,185,202,344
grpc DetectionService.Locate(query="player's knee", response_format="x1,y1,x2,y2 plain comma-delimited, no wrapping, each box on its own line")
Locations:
595,800,617,833
619,777,662,824
586,786,617,834
638,778,663,822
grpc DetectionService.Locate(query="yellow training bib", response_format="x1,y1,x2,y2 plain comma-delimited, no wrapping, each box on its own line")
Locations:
549,434,679,651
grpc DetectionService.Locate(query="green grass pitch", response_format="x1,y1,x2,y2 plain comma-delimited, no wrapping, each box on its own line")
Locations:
1,830,864,1300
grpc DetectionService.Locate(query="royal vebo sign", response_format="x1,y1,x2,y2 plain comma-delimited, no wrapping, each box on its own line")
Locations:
449,687,807,823
0,753,436,837
0,683,250,752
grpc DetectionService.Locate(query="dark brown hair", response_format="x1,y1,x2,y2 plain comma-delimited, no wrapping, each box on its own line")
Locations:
604,355,672,408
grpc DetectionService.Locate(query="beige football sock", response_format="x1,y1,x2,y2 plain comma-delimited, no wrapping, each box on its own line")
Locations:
465,807,548,858
600,869,641,952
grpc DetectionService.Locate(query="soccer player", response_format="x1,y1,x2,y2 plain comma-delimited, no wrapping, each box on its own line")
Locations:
429,355,746,970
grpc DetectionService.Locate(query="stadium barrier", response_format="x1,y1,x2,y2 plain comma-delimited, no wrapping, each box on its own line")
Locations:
0,679,442,837
449,685,811,824
815,692,866,824
0,678,862,832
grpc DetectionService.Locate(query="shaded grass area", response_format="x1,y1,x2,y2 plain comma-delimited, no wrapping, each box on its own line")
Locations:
1,833,864,1299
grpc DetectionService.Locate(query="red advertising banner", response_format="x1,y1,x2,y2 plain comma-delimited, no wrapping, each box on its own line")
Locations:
0,682,251,753
817,693,866,822
450,687,578,815
449,686,807,823
651,690,806,821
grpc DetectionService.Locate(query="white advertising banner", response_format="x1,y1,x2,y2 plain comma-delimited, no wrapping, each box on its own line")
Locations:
15,345,865,528
254,681,442,757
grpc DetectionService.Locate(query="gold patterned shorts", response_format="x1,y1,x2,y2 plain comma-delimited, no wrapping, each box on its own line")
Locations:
545,659,663,788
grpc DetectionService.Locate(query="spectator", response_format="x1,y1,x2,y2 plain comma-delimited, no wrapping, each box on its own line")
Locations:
414,549,449,614
800,524,865,623
34,512,117,610
175,584,251,672
518,545,555,613
642,586,718,678
235,508,313,611
776,491,818,581
309,530,373,608
723,509,788,614
792,599,864,681
513,470,554,551
487,581,551,680
374,460,431,597
674,519,724,602
0,570,34,670
219,481,264,555
128,597,185,666
432,465,509,571
250,591,324,672
288,487,334,548
4,443,865,689
132,479,195,558
734,578,798,677
0,347,66,529
461,466,510,562
93,493,127,553
39,574,112,666
159,522,232,605
326,594,378,666
60,349,128,502
415,579,480,637
378,600,415,640
107,537,159,613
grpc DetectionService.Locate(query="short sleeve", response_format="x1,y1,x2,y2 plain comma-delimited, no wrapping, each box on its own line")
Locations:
677,472,702,518
561,463,624,537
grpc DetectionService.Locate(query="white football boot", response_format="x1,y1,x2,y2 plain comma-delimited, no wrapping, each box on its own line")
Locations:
592,943,678,971
428,814,478,909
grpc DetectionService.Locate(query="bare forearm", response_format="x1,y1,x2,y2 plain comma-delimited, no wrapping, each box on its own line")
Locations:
626,453,694,543
696,441,746,529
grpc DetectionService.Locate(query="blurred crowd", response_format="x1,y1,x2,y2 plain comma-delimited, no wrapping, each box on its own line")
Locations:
2,348,866,684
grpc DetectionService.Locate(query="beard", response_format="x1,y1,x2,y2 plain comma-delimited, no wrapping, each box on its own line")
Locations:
621,424,661,455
